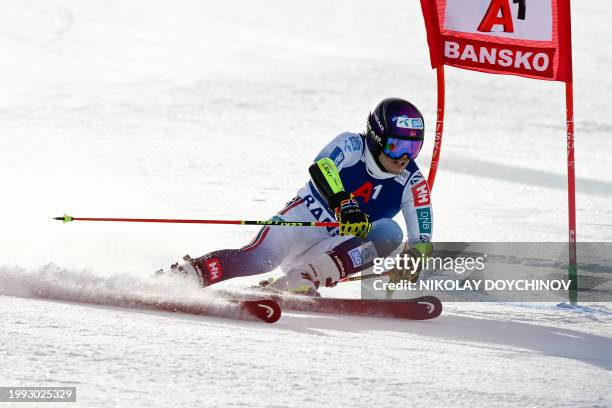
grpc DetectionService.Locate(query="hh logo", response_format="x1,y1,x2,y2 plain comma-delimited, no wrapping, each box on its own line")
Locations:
478,0,526,33
205,258,223,283
412,180,431,207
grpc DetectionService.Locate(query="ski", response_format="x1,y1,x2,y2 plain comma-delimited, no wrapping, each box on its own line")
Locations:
214,289,442,320
277,295,442,320
238,299,282,323
31,289,281,324
133,297,282,324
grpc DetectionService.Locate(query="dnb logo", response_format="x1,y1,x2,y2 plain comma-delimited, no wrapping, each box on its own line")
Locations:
205,258,223,283
394,116,424,130
411,180,431,207
416,208,432,234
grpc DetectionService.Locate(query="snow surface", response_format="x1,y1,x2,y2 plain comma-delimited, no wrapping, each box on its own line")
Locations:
1,0,611,406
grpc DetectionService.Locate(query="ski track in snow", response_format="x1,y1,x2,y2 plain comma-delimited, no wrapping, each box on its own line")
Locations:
1,0,612,406
1,266,612,407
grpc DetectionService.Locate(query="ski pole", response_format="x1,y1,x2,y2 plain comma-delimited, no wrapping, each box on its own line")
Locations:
52,214,339,228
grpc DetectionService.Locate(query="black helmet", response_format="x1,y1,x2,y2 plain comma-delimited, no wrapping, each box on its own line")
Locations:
366,98,425,160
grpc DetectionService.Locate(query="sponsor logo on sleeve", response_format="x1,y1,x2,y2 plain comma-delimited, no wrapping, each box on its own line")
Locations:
350,135,361,151
419,234,431,243
411,180,431,207
344,135,362,152
408,172,425,186
394,169,410,186
330,147,345,166
416,207,432,234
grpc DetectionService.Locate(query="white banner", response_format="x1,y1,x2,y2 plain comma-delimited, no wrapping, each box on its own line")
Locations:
444,0,552,41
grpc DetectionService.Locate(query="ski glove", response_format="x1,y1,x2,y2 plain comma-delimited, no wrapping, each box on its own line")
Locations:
334,195,372,239
387,243,433,284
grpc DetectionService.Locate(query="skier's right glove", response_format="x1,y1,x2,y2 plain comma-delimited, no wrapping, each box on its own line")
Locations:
387,246,423,284
334,195,372,239
387,242,433,284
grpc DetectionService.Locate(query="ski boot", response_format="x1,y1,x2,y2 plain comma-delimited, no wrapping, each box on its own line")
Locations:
258,275,321,297
155,255,209,286
257,251,348,297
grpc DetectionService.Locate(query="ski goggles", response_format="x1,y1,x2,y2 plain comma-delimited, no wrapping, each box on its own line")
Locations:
383,137,424,160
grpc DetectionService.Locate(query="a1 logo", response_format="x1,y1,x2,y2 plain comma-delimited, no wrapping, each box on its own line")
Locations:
478,0,526,33
444,0,552,41
352,182,383,203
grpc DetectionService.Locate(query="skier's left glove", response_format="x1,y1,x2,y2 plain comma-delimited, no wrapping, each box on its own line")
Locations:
334,195,372,239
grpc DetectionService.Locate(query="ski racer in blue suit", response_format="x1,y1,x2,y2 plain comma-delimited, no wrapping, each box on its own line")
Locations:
168,98,433,295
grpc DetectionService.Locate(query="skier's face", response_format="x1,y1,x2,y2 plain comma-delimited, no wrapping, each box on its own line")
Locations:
378,152,409,174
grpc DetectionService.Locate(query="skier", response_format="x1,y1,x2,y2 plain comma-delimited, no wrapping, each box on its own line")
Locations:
166,98,433,295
